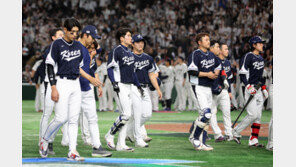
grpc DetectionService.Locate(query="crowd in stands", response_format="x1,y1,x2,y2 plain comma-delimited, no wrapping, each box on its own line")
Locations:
22,0,273,83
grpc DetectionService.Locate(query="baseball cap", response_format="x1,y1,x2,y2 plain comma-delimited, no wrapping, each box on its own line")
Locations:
249,36,265,46
82,25,101,39
132,34,145,43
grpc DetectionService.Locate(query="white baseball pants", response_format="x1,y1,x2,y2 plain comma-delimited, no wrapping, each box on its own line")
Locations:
43,77,81,152
98,85,107,111
210,89,232,139
267,84,273,149
233,88,264,137
163,82,173,100
128,87,152,142
150,90,159,111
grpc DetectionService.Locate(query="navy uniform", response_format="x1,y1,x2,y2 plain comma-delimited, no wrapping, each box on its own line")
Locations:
105,43,141,151
42,37,85,157
233,36,268,146
210,57,233,141
125,34,160,147
187,49,221,151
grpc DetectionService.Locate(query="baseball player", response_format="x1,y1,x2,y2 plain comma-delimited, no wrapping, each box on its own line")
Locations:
96,55,108,112
31,57,44,113
210,42,233,142
173,56,187,111
125,34,162,148
78,25,111,157
187,32,221,151
38,27,64,154
233,36,268,147
150,57,162,111
104,28,143,152
39,18,101,160
161,58,174,111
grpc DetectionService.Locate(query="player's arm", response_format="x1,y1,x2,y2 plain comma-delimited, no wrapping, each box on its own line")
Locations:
80,68,101,87
148,59,162,99
94,72,103,97
45,41,59,102
238,55,250,86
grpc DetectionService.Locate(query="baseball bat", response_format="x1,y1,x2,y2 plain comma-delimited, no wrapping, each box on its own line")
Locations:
231,82,261,128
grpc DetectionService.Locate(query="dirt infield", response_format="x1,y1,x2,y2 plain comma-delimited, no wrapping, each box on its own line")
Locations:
146,123,269,137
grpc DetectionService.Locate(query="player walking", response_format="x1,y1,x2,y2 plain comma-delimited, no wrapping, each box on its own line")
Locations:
38,27,64,154
126,34,162,148
78,25,112,157
39,18,101,160
210,42,233,142
232,36,268,147
187,32,221,151
104,28,143,152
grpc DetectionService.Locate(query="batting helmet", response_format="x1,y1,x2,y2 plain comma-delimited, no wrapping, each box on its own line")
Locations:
249,36,265,46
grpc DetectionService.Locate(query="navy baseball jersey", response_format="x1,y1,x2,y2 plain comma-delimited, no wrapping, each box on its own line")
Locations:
35,47,50,83
107,44,136,84
89,55,98,77
239,52,265,86
133,52,159,84
79,44,93,91
212,58,232,93
187,49,221,87
46,38,84,79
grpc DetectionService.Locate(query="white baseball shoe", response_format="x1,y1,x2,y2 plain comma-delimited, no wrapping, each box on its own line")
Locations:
143,136,152,143
67,150,85,161
39,141,49,158
135,140,149,148
116,145,135,152
105,133,116,150
196,144,214,151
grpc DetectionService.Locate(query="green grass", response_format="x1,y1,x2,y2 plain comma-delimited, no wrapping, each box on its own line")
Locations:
22,100,273,167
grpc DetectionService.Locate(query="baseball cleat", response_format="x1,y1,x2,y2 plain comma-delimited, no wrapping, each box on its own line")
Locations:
144,136,152,143
135,140,149,148
224,135,233,141
48,143,55,155
215,136,225,142
196,144,214,151
105,133,116,150
39,141,48,158
233,137,241,144
116,145,135,152
92,146,112,157
67,151,85,161
249,143,264,148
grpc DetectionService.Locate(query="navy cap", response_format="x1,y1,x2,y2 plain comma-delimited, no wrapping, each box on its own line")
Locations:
82,25,101,39
132,34,145,43
249,36,265,46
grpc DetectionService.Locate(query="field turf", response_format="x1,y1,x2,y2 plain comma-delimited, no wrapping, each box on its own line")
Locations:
22,100,273,166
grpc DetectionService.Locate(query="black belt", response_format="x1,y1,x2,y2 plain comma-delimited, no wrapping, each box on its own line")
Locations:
140,83,149,88
59,75,78,80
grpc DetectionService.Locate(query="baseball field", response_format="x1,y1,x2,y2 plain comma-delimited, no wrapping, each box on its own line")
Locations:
22,100,273,167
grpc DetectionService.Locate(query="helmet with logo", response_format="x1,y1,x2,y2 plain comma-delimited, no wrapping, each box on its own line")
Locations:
249,36,265,47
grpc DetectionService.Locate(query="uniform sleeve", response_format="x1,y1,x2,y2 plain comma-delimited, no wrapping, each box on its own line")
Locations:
187,52,199,72
80,47,89,71
45,41,59,66
107,48,119,69
32,60,42,71
148,56,158,73
214,56,221,71
239,54,251,85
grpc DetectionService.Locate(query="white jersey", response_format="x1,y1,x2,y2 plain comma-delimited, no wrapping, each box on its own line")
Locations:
96,62,107,81
174,63,187,81
161,65,174,83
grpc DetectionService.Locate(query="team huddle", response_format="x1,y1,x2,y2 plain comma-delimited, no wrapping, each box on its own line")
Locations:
36,18,272,161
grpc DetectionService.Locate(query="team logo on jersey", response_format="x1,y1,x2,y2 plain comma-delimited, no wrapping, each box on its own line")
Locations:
253,61,264,70
224,66,231,73
122,56,135,65
135,60,150,70
61,50,81,61
201,59,215,68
